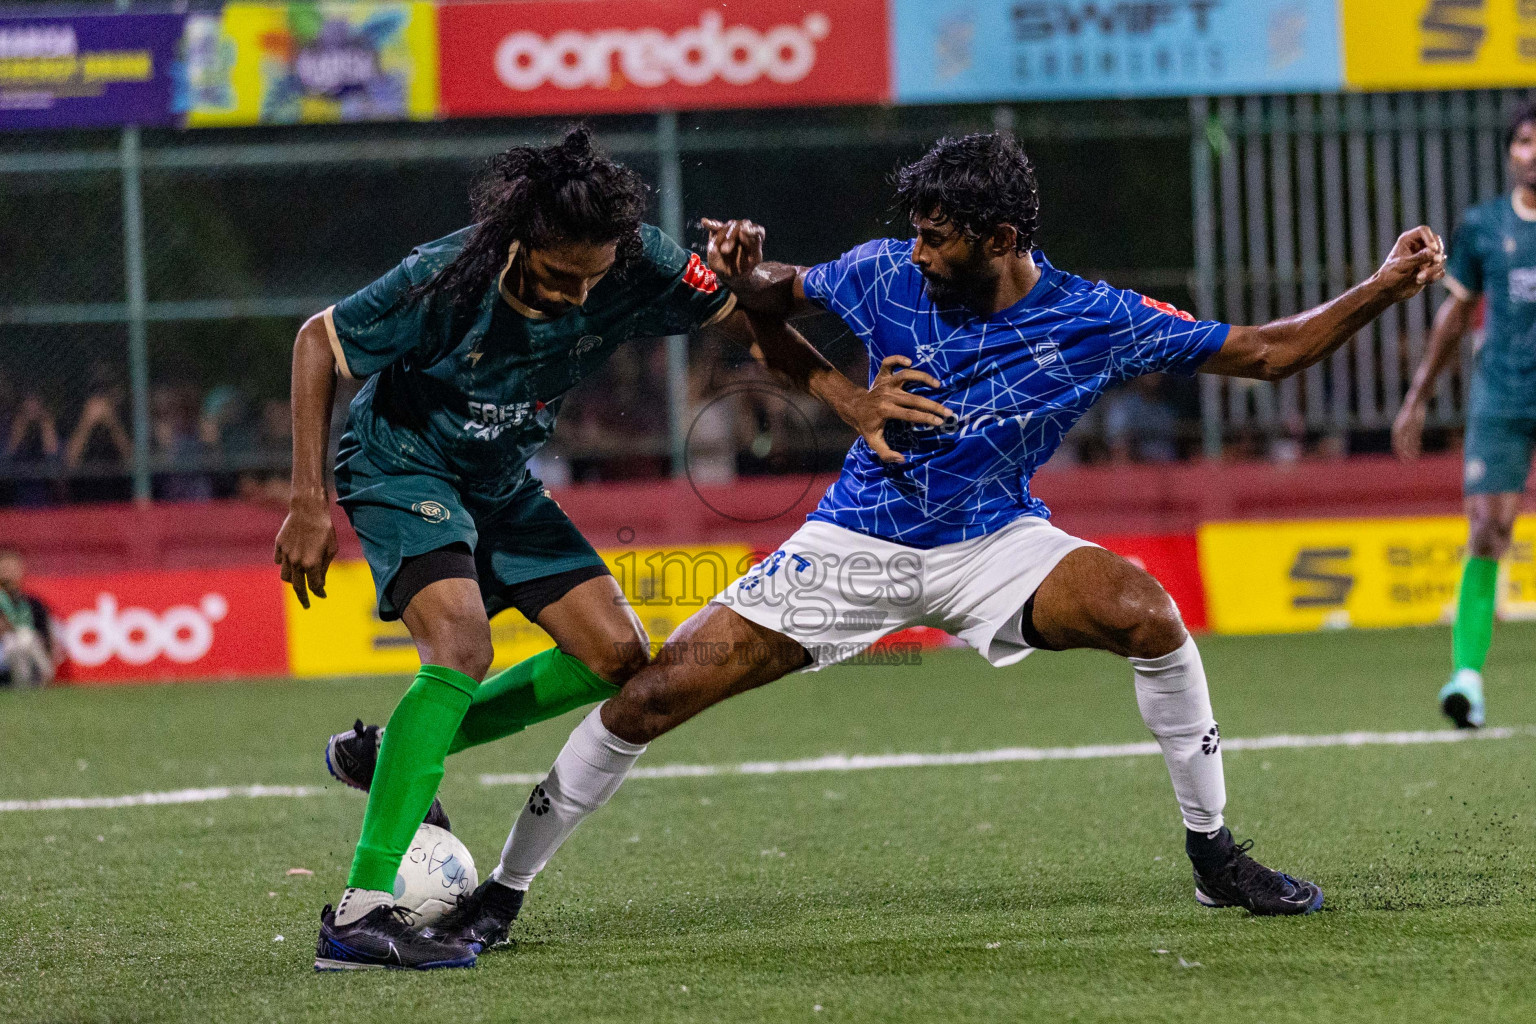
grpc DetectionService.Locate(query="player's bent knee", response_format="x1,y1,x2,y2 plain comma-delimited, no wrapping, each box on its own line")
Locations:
1117,585,1187,660
437,639,494,682
415,619,494,681
585,632,651,685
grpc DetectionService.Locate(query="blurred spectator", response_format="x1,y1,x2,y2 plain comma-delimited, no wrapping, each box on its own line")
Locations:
199,385,257,455
1103,375,1180,463
258,398,293,457
0,371,14,439
64,362,133,502
7,394,61,461
237,398,295,503
151,384,214,501
64,392,132,467
3,392,63,506
0,548,61,689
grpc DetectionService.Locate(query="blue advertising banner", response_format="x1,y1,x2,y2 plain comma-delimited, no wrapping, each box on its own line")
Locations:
893,0,1344,103
0,11,185,129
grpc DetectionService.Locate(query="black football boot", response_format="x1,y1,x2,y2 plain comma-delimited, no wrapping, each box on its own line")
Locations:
1189,826,1324,916
325,719,452,831
314,904,476,971
424,878,525,953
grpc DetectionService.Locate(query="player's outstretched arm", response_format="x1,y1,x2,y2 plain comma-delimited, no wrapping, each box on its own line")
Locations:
273,312,339,609
700,218,819,318
1391,292,1480,460
1201,226,1446,382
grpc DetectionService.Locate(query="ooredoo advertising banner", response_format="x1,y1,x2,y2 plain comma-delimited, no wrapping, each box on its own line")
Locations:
28,566,288,684
437,0,889,118
1342,0,1536,91
892,0,1344,103
181,2,438,127
0,11,185,130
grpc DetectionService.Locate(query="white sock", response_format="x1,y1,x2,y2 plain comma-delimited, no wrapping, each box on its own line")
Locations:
333,887,393,926
1129,636,1226,834
492,704,647,891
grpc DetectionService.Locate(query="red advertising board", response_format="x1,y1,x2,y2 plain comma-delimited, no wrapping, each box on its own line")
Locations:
438,0,889,117
28,567,287,684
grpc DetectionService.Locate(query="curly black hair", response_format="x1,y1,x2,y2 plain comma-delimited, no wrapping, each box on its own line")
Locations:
892,132,1041,254
409,125,648,308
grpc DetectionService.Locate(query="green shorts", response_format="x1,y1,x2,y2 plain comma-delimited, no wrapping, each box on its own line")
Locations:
335,448,606,621
1464,416,1536,495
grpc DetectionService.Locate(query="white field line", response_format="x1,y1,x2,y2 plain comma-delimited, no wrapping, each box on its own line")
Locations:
0,784,330,814
478,725,1536,787
5,726,1533,814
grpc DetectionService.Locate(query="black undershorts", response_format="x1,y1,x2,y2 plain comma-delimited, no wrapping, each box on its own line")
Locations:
387,543,611,623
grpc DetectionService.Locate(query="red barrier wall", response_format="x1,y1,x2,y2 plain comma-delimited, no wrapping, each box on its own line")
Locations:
0,454,1476,577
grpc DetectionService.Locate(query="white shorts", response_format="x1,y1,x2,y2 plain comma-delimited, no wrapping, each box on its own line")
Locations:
713,517,1096,672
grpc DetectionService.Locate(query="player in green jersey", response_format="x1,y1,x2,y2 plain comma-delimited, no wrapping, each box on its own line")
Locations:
1395,103,1536,730
277,128,943,971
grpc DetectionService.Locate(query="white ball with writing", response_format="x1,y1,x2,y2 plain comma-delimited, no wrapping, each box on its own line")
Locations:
392,824,478,927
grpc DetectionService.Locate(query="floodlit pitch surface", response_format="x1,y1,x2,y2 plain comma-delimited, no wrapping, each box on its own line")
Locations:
3,626,1534,1023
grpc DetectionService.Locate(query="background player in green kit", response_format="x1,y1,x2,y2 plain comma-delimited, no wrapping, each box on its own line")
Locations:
274,128,942,971
1395,103,1536,730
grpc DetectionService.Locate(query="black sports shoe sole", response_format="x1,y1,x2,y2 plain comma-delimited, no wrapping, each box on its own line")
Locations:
1442,693,1476,730
314,954,476,971
1195,882,1324,915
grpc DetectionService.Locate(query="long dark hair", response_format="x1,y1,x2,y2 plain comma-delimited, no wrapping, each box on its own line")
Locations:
409,125,648,308
893,132,1041,254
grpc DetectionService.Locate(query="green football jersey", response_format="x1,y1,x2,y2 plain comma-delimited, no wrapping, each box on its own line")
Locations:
325,223,734,492
1445,193,1536,418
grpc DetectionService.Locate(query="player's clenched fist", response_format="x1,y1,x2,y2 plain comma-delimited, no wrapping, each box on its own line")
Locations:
1376,226,1447,303
853,355,955,465
274,502,337,609
700,218,766,281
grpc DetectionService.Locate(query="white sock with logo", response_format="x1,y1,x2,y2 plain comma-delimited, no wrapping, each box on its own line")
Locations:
333,887,394,927
492,705,647,891
1129,636,1226,834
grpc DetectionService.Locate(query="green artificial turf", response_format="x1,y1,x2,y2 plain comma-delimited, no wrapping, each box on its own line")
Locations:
2,625,1534,1023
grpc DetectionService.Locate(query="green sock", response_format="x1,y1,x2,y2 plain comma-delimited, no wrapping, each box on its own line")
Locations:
447,648,620,755
348,664,479,892
1453,557,1499,673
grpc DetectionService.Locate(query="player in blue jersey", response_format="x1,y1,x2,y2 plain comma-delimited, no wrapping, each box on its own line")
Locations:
1394,103,1536,730
428,132,1444,947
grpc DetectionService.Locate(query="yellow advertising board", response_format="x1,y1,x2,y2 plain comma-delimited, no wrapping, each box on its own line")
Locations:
1343,0,1536,91
1200,515,1536,635
285,544,756,679
182,2,438,127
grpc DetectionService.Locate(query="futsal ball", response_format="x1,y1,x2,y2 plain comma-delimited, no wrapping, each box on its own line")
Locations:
392,823,478,927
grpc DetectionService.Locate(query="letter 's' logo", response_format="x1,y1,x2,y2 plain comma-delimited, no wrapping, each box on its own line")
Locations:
1289,548,1354,608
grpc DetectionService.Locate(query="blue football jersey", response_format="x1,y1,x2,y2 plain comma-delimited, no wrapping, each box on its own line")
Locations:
802,238,1230,548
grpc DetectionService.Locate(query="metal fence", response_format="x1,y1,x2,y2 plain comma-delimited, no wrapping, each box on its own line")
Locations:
1,100,1203,504
1192,89,1536,457
3,89,1521,506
